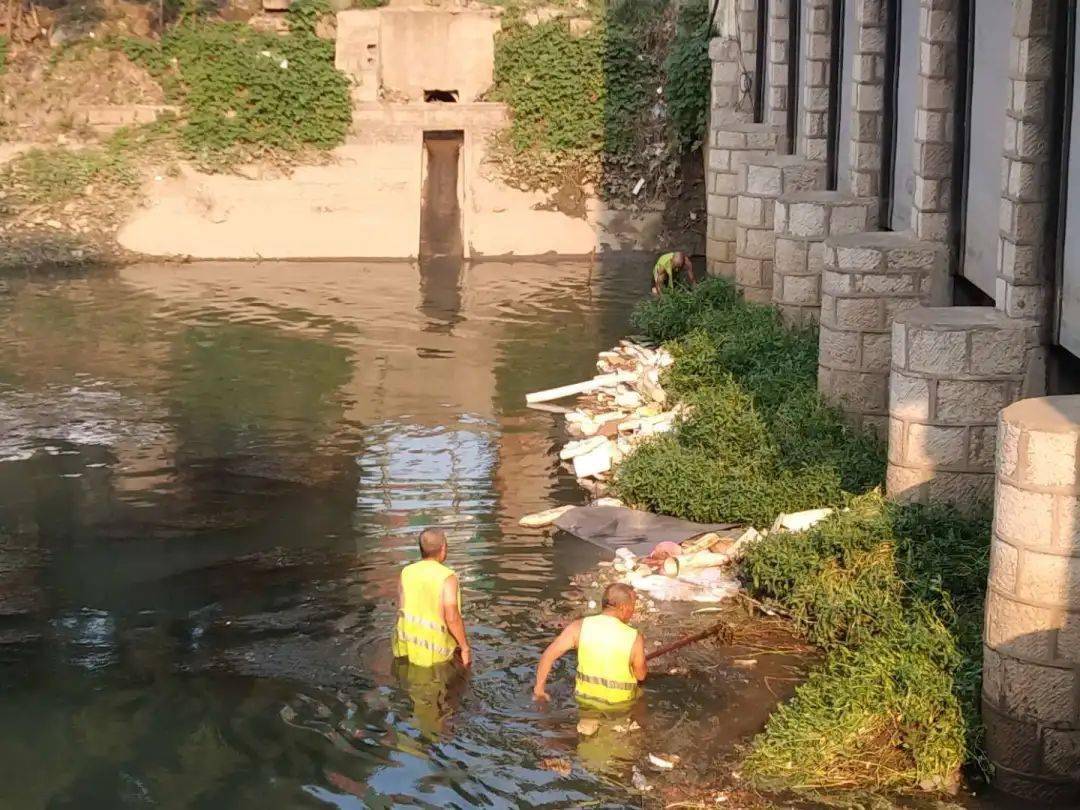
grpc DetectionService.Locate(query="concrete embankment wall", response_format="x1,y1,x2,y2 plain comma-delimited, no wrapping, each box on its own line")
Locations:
117,6,663,261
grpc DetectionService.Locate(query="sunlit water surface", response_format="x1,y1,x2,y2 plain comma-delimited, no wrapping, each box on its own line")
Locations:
0,258,792,809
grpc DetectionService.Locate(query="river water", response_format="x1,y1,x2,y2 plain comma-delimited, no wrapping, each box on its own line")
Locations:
0,258,802,809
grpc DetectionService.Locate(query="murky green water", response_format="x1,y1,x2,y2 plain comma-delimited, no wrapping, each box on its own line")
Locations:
0,258,799,809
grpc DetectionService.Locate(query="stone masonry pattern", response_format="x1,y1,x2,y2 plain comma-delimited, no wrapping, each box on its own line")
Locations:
773,191,876,326
848,0,887,198
818,232,945,434
799,0,835,162
996,0,1057,328
983,396,1080,803
735,156,825,302
707,122,786,278
887,307,1040,512
911,0,961,244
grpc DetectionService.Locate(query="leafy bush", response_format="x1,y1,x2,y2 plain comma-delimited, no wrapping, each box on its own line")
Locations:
618,279,991,792
664,0,711,148
490,18,605,188
5,147,133,204
123,0,351,167
490,0,712,198
617,279,883,525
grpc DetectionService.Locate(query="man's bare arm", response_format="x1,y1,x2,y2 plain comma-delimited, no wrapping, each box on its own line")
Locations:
533,619,582,700
630,632,647,682
684,257,697,286
442,574,471,667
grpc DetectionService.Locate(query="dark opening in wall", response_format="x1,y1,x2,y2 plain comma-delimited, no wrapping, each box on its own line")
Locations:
425,90,459,103
420,130,464,259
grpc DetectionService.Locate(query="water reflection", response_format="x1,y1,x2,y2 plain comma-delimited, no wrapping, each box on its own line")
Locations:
0,257,775,808
418,256,464,335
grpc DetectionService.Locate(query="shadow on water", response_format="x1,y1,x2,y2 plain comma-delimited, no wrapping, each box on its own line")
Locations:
418,256,464,335
0,256,809,808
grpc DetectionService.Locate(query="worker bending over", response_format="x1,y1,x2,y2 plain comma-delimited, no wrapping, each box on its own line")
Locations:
393,529,472,668
651,251,697,296
533,583,647,706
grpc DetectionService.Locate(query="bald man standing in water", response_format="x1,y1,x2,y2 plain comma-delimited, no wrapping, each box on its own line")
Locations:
393,529,471,668
533,583,647,706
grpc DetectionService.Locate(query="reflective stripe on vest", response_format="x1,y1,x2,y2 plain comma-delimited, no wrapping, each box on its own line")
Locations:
575,614,639,705
392,559,458,667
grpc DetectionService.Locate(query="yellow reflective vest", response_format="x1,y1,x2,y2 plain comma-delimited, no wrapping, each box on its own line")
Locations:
575,613,640,706
393,559,459,667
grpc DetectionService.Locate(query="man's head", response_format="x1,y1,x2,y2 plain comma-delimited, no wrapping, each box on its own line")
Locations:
602,582,636,621
672,251,686,265
419,528,448,562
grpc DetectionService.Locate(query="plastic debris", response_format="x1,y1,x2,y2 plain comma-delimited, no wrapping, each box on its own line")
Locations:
576,718,600,736
539,757,572,776
648,753,679,770
518,504,576,528
770,507,835,534
631,766,652,792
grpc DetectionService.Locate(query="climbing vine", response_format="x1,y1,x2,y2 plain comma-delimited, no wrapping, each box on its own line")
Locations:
490,18,605,189
123,0,351,168
490,0,712,203
664,0,712,149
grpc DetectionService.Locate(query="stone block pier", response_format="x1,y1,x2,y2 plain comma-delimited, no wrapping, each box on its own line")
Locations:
984,396,1080,803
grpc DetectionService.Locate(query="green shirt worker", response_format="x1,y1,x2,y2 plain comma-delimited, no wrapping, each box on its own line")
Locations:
651,251,697,296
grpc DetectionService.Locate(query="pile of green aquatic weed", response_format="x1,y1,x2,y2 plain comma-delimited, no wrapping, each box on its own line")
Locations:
614,279,883,525
742,497,990,790
123,0,350,168
615,279,991,792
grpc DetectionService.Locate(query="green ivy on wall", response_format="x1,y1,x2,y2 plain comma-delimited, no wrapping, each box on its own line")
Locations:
123,0,351,168
490,0,712,201
664,0,712,150
490,18,605,188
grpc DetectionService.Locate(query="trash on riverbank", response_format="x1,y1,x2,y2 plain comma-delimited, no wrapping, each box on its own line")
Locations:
518,504,576,528
552,505,739,558
524,339,682,498
576,718,600,736
648,753,679,770
539,757,572,776
522,340,840,611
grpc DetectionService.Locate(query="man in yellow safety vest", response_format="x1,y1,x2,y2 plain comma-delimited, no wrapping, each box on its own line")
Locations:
393,529,471,668
532,583,647,707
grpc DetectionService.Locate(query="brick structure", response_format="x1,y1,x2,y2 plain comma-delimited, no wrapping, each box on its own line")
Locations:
734,157,825,302
772,191,877,325
706,121,786,278
706,18,762,278
847,0,888,198
797,0,834,162
764,0,794,128
887,307,1040,511
983,396,1080,803
818,232,946,434
996,0,1057,327
911,0,964,245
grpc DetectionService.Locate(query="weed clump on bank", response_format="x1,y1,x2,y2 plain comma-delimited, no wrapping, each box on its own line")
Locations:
616,283,882,526
619,279,990,793
123,0,350,168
